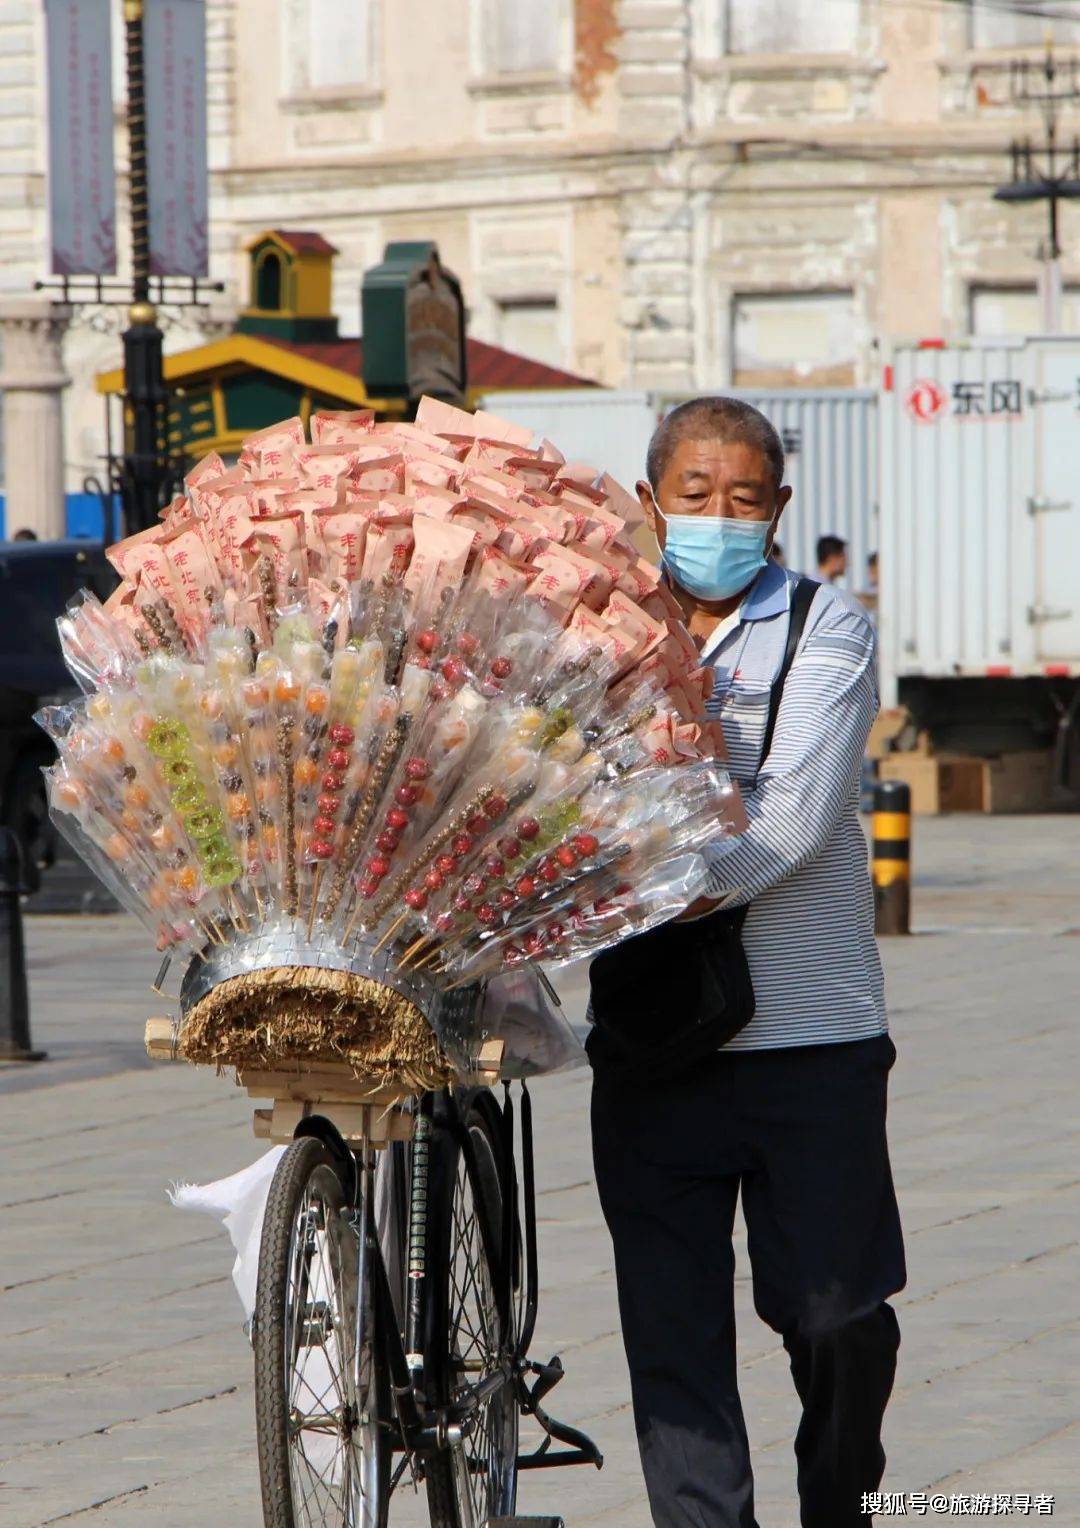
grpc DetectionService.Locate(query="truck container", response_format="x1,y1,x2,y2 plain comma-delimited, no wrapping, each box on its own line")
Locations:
879,338,1080,763
881,339,1080,682
485,363,1078,774
480,386,878,593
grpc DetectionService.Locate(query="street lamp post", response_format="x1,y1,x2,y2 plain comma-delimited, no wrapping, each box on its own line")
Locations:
121,0,168,532
993,44,1080,335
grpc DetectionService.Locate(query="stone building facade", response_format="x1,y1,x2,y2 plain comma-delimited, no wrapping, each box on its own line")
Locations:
1,0,1079,509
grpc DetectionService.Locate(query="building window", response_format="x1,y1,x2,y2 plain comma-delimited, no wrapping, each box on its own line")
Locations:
725,0,859,54
495,297,562,366
971,1,1080,50
486,0,561,74
970,283,1080,336
285,0,374,94
731,291,856,386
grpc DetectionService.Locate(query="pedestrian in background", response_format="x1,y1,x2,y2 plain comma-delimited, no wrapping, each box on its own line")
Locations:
816,532,847,583
589,397,905,1528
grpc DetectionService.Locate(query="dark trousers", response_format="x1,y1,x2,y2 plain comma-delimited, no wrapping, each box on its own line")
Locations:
591,1034,906,1528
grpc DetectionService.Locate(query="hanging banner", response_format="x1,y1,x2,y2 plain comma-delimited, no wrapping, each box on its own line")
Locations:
145,0,209,277
44,0,117,275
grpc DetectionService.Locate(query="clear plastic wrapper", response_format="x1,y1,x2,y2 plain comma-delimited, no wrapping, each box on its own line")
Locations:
40,400,745,1084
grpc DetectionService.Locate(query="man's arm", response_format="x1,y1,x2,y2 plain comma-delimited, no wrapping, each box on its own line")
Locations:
700,601,878,908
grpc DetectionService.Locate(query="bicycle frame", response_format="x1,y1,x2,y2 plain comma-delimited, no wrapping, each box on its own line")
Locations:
315,1081,603,1482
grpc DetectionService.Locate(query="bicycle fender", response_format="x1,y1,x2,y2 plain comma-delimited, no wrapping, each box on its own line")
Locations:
293,1113,358,1206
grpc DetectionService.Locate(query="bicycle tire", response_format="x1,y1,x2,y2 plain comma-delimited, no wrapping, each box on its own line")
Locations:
424,1092,519,1528
254,1136,390,1528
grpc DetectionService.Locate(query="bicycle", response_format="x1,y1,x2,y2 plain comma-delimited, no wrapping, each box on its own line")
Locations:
251,1079,602,1527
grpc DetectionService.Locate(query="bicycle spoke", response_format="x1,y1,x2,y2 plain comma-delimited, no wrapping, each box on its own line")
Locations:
265,1161,381,1527
441,1128,517,1525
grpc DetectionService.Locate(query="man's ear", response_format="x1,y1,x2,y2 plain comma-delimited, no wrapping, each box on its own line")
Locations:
637,479,661,546
765,485,792,556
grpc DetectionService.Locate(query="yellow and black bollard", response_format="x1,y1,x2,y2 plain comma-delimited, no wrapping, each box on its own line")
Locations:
872,780,911,936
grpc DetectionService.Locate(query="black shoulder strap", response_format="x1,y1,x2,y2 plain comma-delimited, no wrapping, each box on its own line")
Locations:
758,576,820,773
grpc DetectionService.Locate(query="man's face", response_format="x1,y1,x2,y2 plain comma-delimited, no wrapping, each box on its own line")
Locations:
637,436,790,557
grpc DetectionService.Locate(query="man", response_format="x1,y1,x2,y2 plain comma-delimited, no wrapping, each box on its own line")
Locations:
867,549,879,592
590,397,905,1528
816,531,847,582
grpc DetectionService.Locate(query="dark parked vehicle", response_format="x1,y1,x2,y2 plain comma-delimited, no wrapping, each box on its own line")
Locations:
0,540,116,893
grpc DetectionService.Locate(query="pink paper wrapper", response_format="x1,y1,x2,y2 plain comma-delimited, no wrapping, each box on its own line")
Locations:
539,543,617,613
373,421,456,456
461,462,528,503
107,527,181,618
451,500,503,549
474,546,531,601
497,516,549,563
160,494,193,530
290,445,357,491
315,507,369,585
567,603,621,662
520,497,576,543
248,477,302,515
225,591,270,647
505,455,562,491
360,519,414,586
310,408,375,445
404,454,459,493
238,416,305,475
599,471,646,528
602,590,668,668
307,577,350,635
210,487,260,581
350,455,405,493
184,450,226,490
102,581,146,644
404,483,462,521
577,502,626,551
556,462,601,489
526,543,595,622
636,708,681,767
404,513,475,599
414,398,533,447
245,510,308,593
160,522,224,631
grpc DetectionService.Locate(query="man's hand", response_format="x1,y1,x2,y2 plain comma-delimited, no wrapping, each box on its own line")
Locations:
676,894,723,923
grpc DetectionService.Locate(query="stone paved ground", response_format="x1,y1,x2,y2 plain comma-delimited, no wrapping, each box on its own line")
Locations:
1,816,1077,1526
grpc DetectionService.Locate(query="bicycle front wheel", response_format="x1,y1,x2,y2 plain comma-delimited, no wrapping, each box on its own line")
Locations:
254,1136,389,1528
425,1093,519,1528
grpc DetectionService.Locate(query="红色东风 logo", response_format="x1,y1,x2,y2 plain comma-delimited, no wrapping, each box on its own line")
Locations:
904,378,949,424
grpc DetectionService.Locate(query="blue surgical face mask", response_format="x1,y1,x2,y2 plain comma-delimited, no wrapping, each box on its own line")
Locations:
652,494,771,601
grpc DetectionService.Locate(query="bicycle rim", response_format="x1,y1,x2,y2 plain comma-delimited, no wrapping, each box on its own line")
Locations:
254,1138,385,1528
427,1107,518,1528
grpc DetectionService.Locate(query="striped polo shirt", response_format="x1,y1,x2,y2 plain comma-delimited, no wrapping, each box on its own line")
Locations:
701,559,887,1050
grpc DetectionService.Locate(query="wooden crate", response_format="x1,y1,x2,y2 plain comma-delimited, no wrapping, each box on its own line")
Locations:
878,749,1073,815
878,754,985,815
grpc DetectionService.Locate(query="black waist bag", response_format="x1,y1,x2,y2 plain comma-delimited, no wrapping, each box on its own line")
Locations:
586,575,819,1086
586,904,754,1084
